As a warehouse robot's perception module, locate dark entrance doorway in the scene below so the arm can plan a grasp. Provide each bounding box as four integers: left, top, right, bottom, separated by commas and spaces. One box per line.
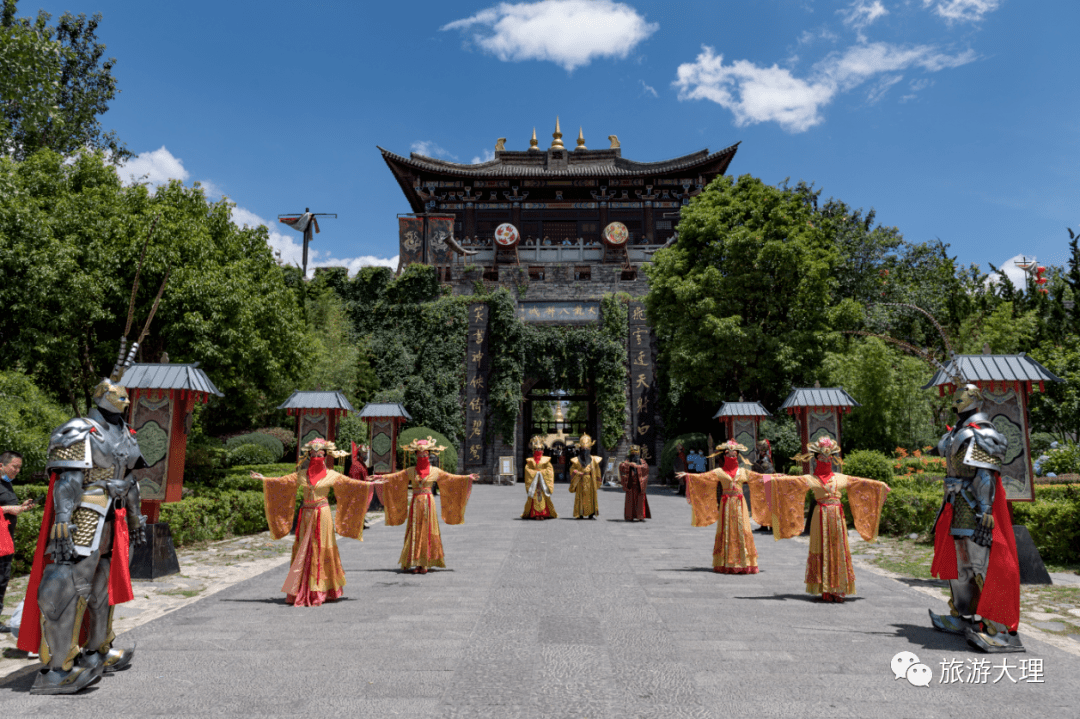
522, 386, 597, 483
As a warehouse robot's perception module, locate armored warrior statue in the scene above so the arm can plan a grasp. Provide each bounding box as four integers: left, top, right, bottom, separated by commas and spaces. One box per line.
17, 340, 147, 692
17, 239, 166, 693
929, 383, 1023, 653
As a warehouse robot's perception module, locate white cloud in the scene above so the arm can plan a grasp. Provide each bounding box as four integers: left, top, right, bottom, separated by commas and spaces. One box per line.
866, 73, 903, 103
471, 149, 496, 164
923, 0, 1001, 23
411, 141, 457, 160
441, 0, 658, 72
900, 77, 934, 102
840, 1, 889, 30
231, 206, 397, 277
987, 254, 1035, 289
640, 80, 658, 98
118, 146, 189, 186
673, 43, 976, 133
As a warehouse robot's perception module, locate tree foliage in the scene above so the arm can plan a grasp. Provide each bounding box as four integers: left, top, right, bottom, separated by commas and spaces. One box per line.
0, 150, 305, 430
0, 0, 128, 160
644, 175, 843, 433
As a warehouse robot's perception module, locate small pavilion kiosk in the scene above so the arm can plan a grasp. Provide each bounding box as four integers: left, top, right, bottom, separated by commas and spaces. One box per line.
357, 402, 412, 474
778, 387, 860, 473
921, 354, 1063, 503
713, 401, 772, 465
124, 361, 223, 578
278, 390, 355, 460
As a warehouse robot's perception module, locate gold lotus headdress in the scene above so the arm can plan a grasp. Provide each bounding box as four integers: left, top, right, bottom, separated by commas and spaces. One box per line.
403, 436, 448, 455
793, 436, 844, 465
300, 437, 348, 460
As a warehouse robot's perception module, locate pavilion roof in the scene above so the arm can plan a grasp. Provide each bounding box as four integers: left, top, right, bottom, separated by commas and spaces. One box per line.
921, 354, 1063, 389
357, 402, 413, 420
121, 363, 222, 397
713, 401, 771, 419
778, 388, 860, 410
277, 390, 355, 412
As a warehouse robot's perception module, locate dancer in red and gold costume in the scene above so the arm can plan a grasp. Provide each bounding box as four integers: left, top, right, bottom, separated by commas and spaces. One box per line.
619, 445, 651, 522
522, 435, 557, 519
677, 440, 768, 573
377, 437, 478, 573
252, 438, 379, 606
766, 437, 890, 602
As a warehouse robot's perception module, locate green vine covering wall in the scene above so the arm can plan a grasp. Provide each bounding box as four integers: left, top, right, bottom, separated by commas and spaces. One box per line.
485, 288, 629, 450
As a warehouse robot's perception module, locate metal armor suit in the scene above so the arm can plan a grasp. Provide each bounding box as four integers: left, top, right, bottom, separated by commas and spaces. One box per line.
928, 384, 1023, 653
30, 372, 146, 694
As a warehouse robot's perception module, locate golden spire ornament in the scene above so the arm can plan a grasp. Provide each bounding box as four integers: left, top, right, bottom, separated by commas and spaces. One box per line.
575, 126, 586, 151
550, 117, 565, 150
529, 127, 539, 151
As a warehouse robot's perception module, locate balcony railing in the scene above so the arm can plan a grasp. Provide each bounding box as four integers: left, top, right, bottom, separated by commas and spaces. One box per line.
458, 237, 666, 264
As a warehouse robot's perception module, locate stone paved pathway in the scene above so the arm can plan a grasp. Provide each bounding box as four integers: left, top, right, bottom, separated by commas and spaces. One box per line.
1, 484, 1078, 718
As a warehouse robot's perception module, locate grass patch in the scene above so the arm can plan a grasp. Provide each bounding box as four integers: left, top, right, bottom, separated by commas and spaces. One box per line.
159, 587, 205, 598
851, 536, 937, 580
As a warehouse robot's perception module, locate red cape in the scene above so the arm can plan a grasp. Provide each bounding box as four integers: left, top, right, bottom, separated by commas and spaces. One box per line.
929, 476, 1019, 632
18, 474, 134, 652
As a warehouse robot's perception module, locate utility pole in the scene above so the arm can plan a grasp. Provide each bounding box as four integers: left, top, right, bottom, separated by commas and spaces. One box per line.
278, 208, 338, 278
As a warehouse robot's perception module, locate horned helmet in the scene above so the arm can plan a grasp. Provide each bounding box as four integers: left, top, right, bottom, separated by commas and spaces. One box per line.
93, 338, 137, 413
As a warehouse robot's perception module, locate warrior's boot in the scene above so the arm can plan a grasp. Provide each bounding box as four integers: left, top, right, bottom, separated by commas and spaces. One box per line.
966, 617, 1025, 653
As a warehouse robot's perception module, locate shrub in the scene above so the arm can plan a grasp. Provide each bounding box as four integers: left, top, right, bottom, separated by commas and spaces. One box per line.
659, 433, 710, 479
877, 484, 943, 538
843, 449, 894, 483
0, 369, 72, 477
225, 432, 284, 461
396, 426, 458, 473
1012, 495, 1080, 565
335, 414, 368, 453
256, 426, 297, 453
184, 445, 229, 486
227, 443, 277, 467
1039, 442, 1080, 476
159, 490, 269, 546
1029, 432, 1057, 455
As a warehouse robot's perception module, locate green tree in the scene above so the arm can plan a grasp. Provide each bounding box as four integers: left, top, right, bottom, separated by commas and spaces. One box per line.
0, 0, 128, 161
822, 337, 938, 453
1029, 338, 1080, 442
0, 368, 71, 476
644, 174, 842, 432
0, 150, 304, 430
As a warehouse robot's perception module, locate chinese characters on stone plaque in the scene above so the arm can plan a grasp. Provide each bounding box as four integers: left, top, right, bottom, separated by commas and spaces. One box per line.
515, 301, 601, 324
465, 303, 490, 466
628, 302, 656, 464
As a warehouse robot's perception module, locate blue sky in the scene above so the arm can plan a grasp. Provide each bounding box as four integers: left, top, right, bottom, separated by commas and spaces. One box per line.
28, 0, 1079, 284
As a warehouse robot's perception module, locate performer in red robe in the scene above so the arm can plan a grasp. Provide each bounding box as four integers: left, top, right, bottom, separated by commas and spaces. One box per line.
618, 445, 651, 521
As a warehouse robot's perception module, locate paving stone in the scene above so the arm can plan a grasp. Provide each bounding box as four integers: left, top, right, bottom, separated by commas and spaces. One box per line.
1, 485, 1078, 717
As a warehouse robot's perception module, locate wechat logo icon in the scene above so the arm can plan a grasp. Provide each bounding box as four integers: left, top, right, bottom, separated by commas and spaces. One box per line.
891, 651, 932, 687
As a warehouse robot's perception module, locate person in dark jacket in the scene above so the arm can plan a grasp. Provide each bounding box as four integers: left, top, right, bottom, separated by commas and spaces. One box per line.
0, 451, 33, 632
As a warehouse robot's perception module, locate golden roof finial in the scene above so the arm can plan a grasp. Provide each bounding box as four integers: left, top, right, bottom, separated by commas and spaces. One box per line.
551, 117, 564, 150
575, 126, 586, 151
529, 127, 539, 151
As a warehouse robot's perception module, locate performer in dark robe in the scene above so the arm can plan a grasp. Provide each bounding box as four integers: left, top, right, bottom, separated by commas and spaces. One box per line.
619, 445, 651, 521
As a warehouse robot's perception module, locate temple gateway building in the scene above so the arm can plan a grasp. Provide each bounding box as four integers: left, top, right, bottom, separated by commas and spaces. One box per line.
380, 121, 739, 482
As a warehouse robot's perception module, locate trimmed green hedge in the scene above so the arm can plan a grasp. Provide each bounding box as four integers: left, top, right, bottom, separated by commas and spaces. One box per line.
843, 450, 893, 483
227, 443, 277, 467
225, 432, 285, 460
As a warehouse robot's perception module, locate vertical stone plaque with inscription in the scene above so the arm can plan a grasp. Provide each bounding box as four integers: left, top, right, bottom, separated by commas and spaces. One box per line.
465, 303, 490, 466
628, 302, 656, 464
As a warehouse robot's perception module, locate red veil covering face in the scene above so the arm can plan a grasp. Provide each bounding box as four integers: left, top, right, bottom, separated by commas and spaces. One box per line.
18, 474, 134, 652
931, 474, 1020, 632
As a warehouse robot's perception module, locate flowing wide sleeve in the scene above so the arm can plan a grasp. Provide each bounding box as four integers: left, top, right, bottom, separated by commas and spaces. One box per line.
742, 470, 770, 527
844, 475, 891, 542
330, 473, 375, 540
568, 460, 581, 493
378, 469, 411, 526
436, 469, 474, 525
767, 474, 811, 540
685, 470, 723, 527
262, 473, 299, 540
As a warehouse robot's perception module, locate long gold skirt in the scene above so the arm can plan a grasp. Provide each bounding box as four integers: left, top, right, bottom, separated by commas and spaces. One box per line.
712, 494, 758, 573
805, 502, 856, 595
399, 492, 446, 569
